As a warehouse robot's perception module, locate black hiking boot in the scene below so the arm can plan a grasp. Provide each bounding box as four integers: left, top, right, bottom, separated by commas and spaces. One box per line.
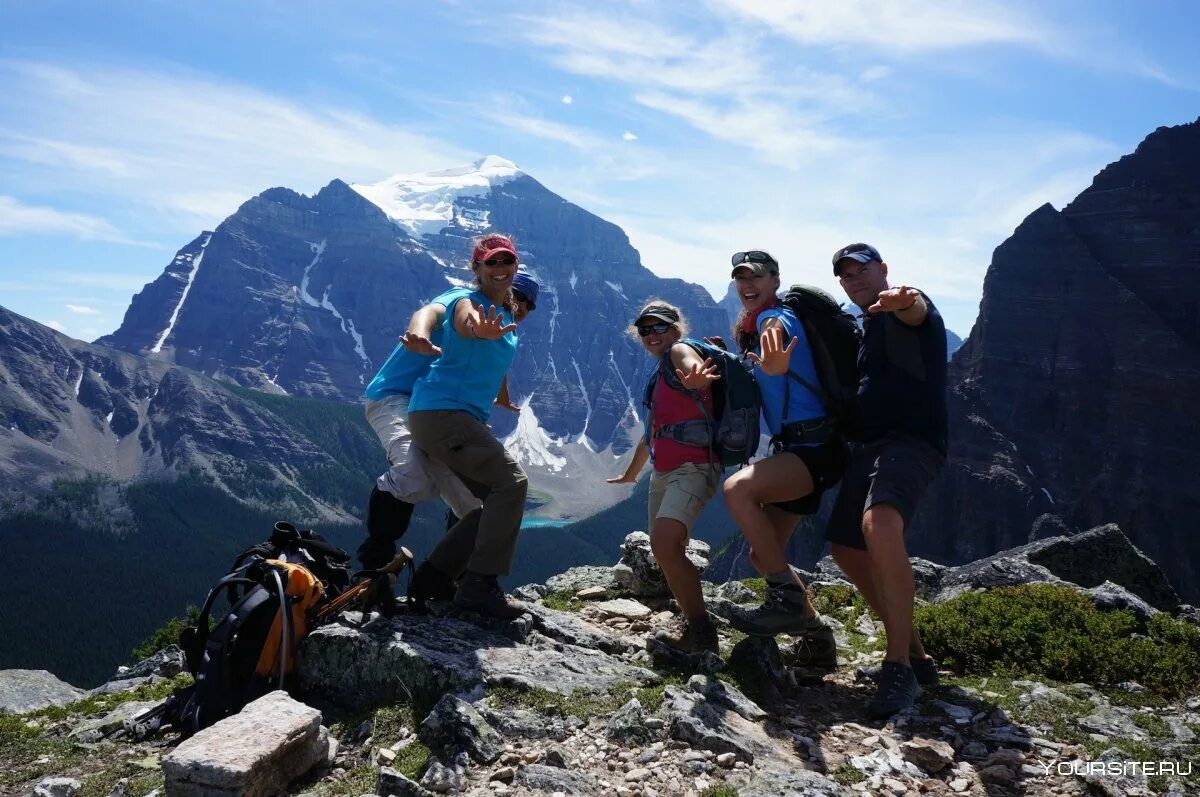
728, 582, 829, 637
453, 571, 527, 619
357, 487, 415, 570
653, 614, 720, 655
789, 624, 839, 670
867, 660, 923, 718
407, 560, 456, 612
858, 655, 939, 686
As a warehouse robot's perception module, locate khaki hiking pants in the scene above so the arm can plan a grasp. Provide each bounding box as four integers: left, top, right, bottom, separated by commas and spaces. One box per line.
407, 409, 528, 577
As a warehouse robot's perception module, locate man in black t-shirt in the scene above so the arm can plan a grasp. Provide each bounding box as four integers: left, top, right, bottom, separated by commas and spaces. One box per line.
825, 242, 948, 718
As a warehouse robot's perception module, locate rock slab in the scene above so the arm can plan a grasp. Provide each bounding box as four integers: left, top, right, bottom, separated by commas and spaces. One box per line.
162, 691, 332, 797
0, 669, 84, 714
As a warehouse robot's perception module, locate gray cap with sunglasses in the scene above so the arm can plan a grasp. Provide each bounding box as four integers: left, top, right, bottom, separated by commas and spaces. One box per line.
730, 250, 779, 278
832, 243, 882, 275
634, 303, 680, 327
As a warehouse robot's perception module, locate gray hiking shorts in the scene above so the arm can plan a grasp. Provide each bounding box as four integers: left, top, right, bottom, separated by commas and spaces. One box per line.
825, 434, 944, 550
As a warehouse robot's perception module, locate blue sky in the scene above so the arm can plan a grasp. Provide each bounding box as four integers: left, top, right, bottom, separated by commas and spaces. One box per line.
1, 1, 1198, 340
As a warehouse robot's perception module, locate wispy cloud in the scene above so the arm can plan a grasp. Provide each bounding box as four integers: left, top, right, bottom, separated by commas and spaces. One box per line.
708, 0, 1052, 54
45, 320, 66, 332
65, 304, 99, 315
622, 131, 638, 141
0, 60, 472, 232
0, 195, 130, 242
561, 94, 573, 104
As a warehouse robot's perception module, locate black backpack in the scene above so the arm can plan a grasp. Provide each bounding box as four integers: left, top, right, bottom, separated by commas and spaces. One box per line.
643, 338, 762, 467
778, 285, 862, 436
129, 523, 353, 739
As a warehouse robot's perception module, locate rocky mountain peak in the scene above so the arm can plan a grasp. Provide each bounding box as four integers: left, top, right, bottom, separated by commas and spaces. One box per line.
351, 155, 525, 238
915, 116, 1200, 601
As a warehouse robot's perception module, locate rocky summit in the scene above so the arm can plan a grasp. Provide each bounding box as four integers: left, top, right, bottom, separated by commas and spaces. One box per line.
3, 527, 1198, 797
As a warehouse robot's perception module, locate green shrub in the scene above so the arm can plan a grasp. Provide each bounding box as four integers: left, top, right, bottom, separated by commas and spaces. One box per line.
915, 584, 1200, 698
130, 605, 208, 662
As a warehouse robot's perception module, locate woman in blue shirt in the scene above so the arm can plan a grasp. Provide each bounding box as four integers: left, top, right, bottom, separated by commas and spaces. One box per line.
406, 234, 529, 619
722, 250, 848, 652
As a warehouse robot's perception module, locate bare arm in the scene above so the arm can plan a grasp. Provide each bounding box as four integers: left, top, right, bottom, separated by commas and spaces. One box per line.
607, 438, 650, 484
494, 375, 520, 412
400, 303, 447, 355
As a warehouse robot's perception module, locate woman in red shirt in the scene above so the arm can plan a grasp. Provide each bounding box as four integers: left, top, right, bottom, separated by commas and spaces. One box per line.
607, 300, 723, 656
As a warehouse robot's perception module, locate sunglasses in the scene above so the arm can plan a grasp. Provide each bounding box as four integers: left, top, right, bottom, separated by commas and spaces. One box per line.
731, 250, 777, 268
479, 253, 517, 267
636, 322, 674, 337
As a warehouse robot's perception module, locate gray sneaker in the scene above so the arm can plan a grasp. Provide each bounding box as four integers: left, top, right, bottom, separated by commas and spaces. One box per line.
858, 656, 939, 686
729, 583, 827, 637
453, 572, 527, 619
867, 661, 922, 718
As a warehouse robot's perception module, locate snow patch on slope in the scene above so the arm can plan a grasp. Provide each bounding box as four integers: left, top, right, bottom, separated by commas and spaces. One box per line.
504, 397, 567, 472
351, 156, 523, 238
151, 233, 212, 353
571, 357, 595, 451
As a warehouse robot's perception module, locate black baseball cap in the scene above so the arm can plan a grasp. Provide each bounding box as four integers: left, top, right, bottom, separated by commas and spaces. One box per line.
832, 242, 882, 275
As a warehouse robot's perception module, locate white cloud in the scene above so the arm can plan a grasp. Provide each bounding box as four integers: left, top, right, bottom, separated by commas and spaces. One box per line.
708, 0, 1052, 54
65, 304, 100, 315
859, 65, 892, 82
0, 195, 129, 242
0, 61, 472, 233
46, 320, 65, 331
561, 94, 573, 104
622, 131, 638, 141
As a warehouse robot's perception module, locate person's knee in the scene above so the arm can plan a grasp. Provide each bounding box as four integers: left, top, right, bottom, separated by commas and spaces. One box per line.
862, 504, 904, 538
722, 472, 756, 507
650, 522, 687, 560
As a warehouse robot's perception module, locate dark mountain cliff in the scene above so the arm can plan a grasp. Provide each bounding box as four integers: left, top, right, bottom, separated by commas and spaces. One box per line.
912, 119, 1200, 600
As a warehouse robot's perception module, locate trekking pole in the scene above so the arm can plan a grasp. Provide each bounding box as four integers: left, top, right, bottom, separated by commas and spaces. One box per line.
313, 547, 413, 625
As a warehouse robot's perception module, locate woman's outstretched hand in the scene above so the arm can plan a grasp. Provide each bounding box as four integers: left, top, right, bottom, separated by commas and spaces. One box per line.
676, 357, 721, 390
746, 326, 796, 376
468, 303, 518, 340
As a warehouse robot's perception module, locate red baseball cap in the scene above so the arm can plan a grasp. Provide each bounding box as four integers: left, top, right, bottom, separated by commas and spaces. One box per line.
472, 235, 518, 264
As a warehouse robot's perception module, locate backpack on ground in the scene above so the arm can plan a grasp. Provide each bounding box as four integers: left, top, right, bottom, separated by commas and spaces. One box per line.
643, 337, 761, 468
778, 285, 862, 436
130, 522, 354, 739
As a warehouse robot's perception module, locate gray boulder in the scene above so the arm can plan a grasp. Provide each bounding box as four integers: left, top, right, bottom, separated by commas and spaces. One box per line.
0, 669, 84, 714
299, 612, 654, 712
544, 566, 618, 594
377, 767, 436, 797
935, 524, 1180, 610
418, 695, 503, 765
162, 690, 333, 797
686, 675, 766, 722
1084, 581, 1159, 625
606, 698, 655, 744
33, 778, 81, 797
661, 686, 791, 766
516, 763, 603, 795
613, 532, 709, 598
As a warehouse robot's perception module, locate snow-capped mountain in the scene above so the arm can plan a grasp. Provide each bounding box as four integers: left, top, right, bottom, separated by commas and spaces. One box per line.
99, 157, 728, 519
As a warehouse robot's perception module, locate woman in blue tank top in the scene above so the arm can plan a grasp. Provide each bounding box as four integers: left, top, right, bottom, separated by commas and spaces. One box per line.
406, 234, 530, 619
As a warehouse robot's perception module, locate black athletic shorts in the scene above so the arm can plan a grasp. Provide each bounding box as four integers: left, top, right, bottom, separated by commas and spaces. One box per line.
769, 436, 850, 516
825, 434, 945, 550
